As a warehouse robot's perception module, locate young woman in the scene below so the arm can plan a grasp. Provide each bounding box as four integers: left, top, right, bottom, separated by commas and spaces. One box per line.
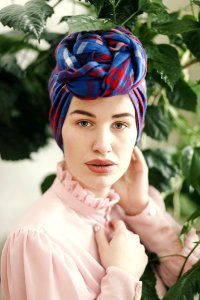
1, 26, 200, 300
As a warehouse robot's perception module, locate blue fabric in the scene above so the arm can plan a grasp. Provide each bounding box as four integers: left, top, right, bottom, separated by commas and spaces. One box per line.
48, 26, 147, 149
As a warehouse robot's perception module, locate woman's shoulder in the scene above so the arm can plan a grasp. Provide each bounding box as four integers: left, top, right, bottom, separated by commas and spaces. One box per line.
7, 183, 71, 243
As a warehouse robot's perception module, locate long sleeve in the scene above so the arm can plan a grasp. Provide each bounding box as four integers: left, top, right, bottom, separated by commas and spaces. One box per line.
1, 228, 142, 300
124, 187, 200, 287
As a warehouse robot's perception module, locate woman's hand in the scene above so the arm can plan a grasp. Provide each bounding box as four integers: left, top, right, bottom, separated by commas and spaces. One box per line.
94, 220, 148, 279
113, 146, 149, 215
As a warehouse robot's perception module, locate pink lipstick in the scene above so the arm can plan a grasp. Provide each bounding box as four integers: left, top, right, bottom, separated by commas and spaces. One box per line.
85, 159, 117, 174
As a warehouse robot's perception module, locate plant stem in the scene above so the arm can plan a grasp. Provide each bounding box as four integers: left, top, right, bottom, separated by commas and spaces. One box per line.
115, 0, 121, 9
121, 10, 138, 26
53, 0, 63, 9
190, 0, 195, 18
149, 253, 186, 263
113, 1, 116, 24
178, 241, 200, 278
173, 187, 181, 220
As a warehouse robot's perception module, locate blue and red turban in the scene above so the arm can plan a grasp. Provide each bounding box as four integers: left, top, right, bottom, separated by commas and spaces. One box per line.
48, 26, 147, 149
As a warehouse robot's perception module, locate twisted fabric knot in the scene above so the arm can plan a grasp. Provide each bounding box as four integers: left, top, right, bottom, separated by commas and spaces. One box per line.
49, 26, 147, 149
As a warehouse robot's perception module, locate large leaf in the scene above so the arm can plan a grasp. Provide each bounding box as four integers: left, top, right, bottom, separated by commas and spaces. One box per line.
87, 0, 140, 27
143, 149, 178, 192
0, 0, 54, 40
152, 17, 200, 35
0, 48, 53, 160
0, 80, 19, 125
192, 0, 200, 7
0, 54, 23, 79
41, 174, 56, 193
182, 30, 200, 61
0, 33, 39, 55
163, 260, 200, 300
167, 79, 198, 112
138, 0, 169, 18
86, 0, 107, 18
144, 105, 172, 141
141, 264, 160, 299
147, 44, 182, 90
180, 209, 200, 240
180, 146, 200, 194
61, 15, 114, 33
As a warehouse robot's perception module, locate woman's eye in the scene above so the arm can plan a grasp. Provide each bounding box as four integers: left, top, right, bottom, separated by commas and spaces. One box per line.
113, 122, 127, 130
77, 120, 92, 127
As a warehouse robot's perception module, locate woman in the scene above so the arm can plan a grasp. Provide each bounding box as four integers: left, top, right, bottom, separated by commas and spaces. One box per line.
1, 26, 200, 300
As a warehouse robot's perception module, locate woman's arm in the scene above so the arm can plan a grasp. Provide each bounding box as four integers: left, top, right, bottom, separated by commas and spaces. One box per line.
1, 228, 144, 300
94, 219, 148, 299
113, 147, 200, 287
124, 191, 200, 287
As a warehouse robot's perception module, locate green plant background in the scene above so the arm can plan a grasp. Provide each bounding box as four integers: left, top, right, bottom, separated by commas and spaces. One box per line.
0, 0, 200, 298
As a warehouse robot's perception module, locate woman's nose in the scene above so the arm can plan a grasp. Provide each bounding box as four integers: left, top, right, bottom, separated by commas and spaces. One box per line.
92, 128, 112, 154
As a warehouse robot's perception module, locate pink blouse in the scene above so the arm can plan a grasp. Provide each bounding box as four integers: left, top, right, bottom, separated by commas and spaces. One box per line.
1, 162, 200, 300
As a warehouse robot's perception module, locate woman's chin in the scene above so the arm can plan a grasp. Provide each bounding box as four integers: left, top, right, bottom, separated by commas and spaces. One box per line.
80, 174, 118, 197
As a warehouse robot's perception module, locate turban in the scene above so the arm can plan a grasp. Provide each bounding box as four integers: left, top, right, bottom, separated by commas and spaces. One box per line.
48, 26, 147, 150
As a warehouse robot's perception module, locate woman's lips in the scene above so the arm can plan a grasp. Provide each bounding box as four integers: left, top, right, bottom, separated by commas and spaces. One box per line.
85, 159, 117, 174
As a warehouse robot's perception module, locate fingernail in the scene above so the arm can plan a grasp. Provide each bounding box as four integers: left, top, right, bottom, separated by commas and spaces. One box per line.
94, 224, 101, 232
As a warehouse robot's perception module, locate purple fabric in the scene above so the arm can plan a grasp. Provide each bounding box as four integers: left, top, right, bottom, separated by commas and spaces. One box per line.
48, 26, 147, 149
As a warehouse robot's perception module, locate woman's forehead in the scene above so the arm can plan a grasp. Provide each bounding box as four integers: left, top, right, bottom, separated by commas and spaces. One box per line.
68, 95, 136, 116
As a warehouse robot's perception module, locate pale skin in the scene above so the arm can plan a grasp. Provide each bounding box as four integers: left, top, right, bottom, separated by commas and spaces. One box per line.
94, 147, 149, 279
62, 94, 149, 280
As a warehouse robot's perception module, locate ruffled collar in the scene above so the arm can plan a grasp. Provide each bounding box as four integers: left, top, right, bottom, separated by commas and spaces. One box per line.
56, 161, 120, 211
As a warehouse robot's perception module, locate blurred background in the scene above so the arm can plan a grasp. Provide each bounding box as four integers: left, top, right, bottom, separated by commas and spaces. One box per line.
0, 0, 199, 257
0, 0, 199, 298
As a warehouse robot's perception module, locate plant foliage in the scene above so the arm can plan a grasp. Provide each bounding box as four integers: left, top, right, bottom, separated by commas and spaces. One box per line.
0, 0, 200, 297
0, 0, 53, 40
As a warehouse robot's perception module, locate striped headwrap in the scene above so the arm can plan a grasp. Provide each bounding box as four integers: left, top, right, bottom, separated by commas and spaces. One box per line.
48, 26, 147, 150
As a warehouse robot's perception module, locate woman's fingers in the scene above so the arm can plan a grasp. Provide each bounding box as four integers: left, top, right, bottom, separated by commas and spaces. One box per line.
109, 219, 127, 232
132, 146, 148, 172
94, 225, 109, 252
94, 220, 148, 279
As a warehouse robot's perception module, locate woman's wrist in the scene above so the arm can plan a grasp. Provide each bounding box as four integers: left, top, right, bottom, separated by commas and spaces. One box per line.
125, 198, 149, 216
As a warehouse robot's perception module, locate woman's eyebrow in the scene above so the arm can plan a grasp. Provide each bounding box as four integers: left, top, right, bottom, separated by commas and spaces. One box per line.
69, 110, 96, 118
112, 113, 135, 119
69, 110, 135, 119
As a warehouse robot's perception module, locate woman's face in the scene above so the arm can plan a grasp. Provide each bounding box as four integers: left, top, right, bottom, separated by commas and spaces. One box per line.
62, 94, 137, 197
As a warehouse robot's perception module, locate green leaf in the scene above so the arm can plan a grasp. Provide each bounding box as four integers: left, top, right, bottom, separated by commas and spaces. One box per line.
0, 54, 23, 78
167, 79, 198, 112
86, 0, 107, 18
0, 0, 54, 40
138, 0, 168, 17
152, 17, 200, 35
144, 105, 172, 141
0, 46, 53, 160
0, 81, 19, 125
41, 174, 56, 193
141, 263, 160, 299
180, 146, 200, 194
0, 32, 39, 55
182, 30, 200, 61
192, 0, 200, 7
180, 209, 200, 240
163, 260, 200, 299
147, 44, 182, 89
0, 129, 30, 160
87, 0, 140, 27
61, 15, 114, 33
143, 149, 178, 191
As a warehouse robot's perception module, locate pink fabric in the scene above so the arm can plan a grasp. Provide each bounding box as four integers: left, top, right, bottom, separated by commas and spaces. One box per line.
1, 161, 200, 300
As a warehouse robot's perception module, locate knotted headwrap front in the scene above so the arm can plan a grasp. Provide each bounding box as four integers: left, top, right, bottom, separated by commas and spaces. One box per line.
48, 26, 147, 149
